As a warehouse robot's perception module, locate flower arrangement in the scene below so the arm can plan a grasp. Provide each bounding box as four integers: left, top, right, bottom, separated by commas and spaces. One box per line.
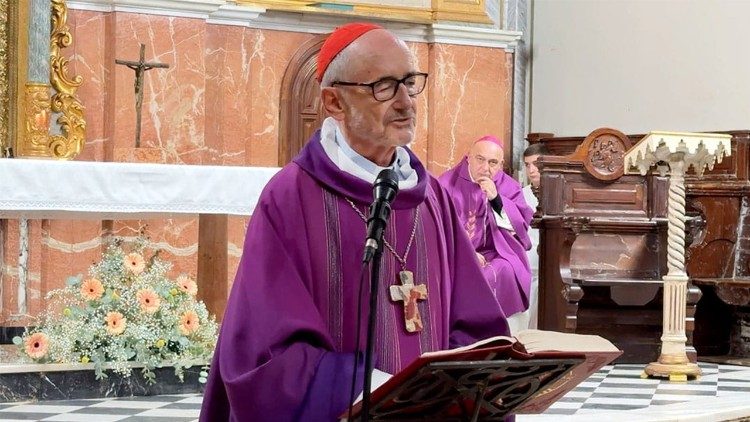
13, 238, 218, 383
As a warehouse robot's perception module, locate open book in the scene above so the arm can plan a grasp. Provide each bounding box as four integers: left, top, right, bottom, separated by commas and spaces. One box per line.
344, 329, 622, 420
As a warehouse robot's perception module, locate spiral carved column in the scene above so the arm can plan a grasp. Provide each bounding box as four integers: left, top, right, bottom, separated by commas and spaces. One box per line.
666, 160, 687, 276
625, 131, 731, 382
644, 158, 701, 381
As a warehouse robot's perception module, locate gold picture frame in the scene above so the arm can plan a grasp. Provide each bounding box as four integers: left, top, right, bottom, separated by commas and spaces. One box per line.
236, 0, 492, 24
1, 0, 85, 160
0, 0, 16, 158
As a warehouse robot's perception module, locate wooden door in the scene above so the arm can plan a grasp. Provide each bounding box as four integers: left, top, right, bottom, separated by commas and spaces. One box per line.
279, 35, 328, 166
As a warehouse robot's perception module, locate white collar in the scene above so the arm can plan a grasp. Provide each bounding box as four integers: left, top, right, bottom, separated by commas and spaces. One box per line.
319, 117, 418, 189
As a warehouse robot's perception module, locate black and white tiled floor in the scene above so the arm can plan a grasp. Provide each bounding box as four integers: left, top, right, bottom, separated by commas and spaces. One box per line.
520, 362, 750, 421
0, 363, 748, 421
540, 362, 750, 413
0, 394, 202, 421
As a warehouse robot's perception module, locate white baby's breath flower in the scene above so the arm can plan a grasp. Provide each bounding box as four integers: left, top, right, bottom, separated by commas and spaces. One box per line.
16, 238, 218, 384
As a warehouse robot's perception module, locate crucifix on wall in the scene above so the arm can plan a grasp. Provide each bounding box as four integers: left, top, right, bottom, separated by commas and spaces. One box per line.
115, 44, 169, 148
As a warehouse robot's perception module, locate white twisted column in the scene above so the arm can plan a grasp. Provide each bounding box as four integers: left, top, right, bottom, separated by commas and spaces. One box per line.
626, 131, 731, 382
666, 159, 687, 276
645, 158, 700, 380
657, 160, 690, 361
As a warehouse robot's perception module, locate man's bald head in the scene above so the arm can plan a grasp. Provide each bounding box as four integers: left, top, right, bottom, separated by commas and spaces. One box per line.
467, 138, 504, 181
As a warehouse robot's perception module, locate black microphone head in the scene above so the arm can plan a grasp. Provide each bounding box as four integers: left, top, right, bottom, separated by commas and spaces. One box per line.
373, 168, 399, 203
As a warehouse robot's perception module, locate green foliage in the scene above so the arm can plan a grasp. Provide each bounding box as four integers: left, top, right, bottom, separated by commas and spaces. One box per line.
16, 238, 218, 384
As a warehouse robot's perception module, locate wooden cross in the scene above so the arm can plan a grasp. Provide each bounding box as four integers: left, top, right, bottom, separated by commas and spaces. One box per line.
115, 44, 169, 148
389, 270, 428, 333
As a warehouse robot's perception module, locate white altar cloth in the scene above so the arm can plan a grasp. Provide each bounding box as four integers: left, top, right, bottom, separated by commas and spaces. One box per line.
0, 158, 280, 219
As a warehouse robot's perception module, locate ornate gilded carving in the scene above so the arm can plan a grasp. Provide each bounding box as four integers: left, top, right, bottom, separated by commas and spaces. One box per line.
431, 0, 492, 23
22, 83, 52, 156
17, 0, 85, 159
236, 0, 492, 23
0, 0, 9, 156
48, 0, 85, 159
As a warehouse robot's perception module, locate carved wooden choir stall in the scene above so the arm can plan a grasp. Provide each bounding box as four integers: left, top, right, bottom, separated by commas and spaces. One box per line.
687, 131, 750, 364
529, 128, 750, 364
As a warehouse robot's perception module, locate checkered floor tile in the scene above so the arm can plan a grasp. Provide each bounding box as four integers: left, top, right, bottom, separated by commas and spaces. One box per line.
538, 362, 750, 416
0, 394, 202, 421
0, 362, 748, 421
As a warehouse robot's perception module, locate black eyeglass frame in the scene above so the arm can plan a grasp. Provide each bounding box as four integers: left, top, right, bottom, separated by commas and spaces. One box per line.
331, 72, 429, 102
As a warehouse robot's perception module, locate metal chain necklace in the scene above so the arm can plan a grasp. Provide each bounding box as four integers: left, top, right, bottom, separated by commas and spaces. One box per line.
345, 198, 427, 333
345, 198, 419, 270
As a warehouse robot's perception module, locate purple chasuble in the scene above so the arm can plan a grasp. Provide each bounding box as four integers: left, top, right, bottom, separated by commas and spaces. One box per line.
438, 157, 534, 317
200, 132, 510, 422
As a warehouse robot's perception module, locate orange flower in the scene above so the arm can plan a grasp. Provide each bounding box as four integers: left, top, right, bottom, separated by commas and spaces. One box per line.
176, 275, 198, 296
24, 332, 49, 359
124, 253, 145, 275
179, 310, 200, 335
136, 289, 161, 314
105, 311, 127, 335
80, 278, 104, 301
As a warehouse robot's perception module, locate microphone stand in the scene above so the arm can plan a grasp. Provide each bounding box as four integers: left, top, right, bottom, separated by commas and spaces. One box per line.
358, 167, 398, 421
361, 241, 383, 422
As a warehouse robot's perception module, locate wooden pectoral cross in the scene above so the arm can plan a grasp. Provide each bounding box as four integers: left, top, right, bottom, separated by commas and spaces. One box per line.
389, 271, 427, 333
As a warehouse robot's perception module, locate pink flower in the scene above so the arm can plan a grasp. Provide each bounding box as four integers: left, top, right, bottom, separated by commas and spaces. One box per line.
179, 310, 200, 335
80, 278, 104, 301
124, 253, 145, 275
136, 289, 161, 314
176, 275, 198, 296
24, 332, 49, 359
105, 311, 127, 335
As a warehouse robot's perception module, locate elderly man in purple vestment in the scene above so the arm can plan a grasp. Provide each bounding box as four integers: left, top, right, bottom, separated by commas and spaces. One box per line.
200, 23, 510, 422
439, 136, 534, 334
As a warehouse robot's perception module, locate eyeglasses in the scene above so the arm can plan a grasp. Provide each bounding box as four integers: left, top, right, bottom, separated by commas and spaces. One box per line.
332, 72, 428, 102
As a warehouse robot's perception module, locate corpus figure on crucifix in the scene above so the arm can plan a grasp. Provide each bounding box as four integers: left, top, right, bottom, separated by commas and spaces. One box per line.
115, 43, 169, 148
200, 23, 510, 422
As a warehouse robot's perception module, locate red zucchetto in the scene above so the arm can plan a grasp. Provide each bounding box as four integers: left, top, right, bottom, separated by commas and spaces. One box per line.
316, 22, 383, 82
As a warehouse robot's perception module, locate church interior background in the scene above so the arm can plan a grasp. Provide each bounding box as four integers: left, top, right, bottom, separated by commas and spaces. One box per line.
0, 0, 749, 420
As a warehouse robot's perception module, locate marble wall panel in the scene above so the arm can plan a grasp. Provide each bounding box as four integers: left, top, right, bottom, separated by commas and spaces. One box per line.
39, 220, 107, 295
427, 44, 513, 175
244, 29, 315, 166
2, 9, 514, 327
227, 216, 248, 292
108, 218, 199, 282
406, 42, 430, 162
1, 220, 43, 325
67, 10, 109, 162
0, 365, 203, 401
110, 13, 207, 164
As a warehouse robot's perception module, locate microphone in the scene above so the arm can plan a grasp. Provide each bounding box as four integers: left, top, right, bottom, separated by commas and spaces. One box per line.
362, 168, 399, 263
